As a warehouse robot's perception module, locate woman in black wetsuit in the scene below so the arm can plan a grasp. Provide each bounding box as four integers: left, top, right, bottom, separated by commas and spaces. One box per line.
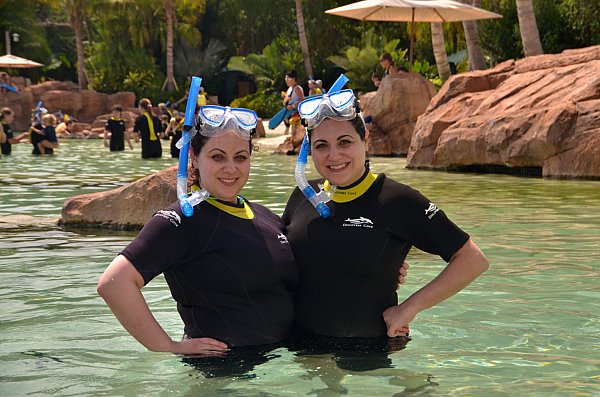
98, 105, 298, 355
283, 89, 489, 340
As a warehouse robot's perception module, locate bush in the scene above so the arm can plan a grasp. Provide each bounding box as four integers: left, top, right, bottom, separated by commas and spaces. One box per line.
230, 89, 283, 119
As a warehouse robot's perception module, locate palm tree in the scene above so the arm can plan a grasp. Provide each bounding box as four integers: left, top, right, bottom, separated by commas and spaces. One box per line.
294, 0, 313, 78
66, 0, 90, 90
461, 0, 487, 70
162, 0, 178, 92
516, 0, 543, 56
431, 22, 451, 81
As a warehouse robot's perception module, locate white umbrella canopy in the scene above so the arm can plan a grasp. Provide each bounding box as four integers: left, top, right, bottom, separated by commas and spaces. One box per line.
325, 0, 502, 69
0, 54, 44, 68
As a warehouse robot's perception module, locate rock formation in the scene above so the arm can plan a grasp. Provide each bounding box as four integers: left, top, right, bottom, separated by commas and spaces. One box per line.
361, 73, 438, 156
0, 80, 135, 131
407, 45, 600, 179
60, 166, 182, 229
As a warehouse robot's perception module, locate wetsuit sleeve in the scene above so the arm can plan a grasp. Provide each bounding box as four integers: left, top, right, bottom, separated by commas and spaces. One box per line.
385, 184, 470, 263
133, 116, 142, 133
120, 208, 193, 285
282, 187, 305, 227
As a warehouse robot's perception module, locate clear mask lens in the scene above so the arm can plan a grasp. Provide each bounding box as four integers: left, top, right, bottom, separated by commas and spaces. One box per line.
298, 89, 357, 129
199, 106, 258, 139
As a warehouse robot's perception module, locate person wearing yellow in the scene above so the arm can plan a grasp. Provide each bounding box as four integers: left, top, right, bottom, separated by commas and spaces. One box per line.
133, 98, 163, 158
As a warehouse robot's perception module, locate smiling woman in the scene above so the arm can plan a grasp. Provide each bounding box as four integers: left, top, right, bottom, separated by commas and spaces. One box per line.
283, 90, 489, 344
97, 105, 299, 359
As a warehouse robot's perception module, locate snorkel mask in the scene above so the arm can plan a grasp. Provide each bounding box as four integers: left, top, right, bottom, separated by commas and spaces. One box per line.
196, 105, 258, 140
294, 74, 353, 219
297, 89, 358, 130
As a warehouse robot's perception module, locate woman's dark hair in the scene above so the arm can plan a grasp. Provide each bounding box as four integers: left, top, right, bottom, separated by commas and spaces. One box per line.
286, 70, 298, 79
380, 53, 394, 64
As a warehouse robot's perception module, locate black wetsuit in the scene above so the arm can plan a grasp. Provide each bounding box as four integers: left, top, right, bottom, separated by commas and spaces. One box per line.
121, 197, 298, 347
30, 123, 46, 155
133, 113, 162, 158
1, 122, 13, 155
282, 171, 469, 338
105, 118, 127, 151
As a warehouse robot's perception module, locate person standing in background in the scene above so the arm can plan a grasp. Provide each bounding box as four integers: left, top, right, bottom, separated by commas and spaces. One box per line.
133, 98, 163, 159
104, 105, 133, 151
1, 107, 28, 155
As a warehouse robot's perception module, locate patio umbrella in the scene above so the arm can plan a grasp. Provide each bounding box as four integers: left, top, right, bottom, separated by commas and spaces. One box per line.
325, 0, 501, 70
0, 54, 44, 68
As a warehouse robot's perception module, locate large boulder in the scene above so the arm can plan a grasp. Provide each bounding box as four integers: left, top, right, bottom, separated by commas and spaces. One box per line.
407, 45, 600, 179
0, 81, 135, 131
60, 166, 182, 229
362, 73, 437, 156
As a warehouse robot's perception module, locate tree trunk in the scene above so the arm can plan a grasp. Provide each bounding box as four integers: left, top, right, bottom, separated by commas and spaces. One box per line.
461, 0, 487, 70
162, 0, 178, 92
516, 0, 543, 56
69, 1, 88, 90
295, 0, 313, 78
431, 23, 451, 81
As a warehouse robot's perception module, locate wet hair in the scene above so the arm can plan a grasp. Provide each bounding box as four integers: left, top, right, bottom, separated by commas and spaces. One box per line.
111, 104, 123, 112
286, 70, 298, 80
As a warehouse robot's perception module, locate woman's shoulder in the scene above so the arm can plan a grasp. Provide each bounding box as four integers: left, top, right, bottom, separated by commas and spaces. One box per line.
377, 173, 422, 201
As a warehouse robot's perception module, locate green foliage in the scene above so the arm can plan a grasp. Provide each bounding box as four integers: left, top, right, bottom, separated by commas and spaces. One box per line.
174, 38, 227, 81
228, 35, 304, 91
229, 89, 281, 118
8, 0, 600, 97
479, 0, 600, 64
328, 30, 407, 93
409, 60, 438, 80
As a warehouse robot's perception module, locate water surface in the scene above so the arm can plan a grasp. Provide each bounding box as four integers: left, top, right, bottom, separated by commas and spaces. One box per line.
1, 140, 598, 396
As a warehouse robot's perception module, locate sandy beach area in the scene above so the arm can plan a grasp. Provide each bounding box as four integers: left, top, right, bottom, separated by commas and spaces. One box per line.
254, 119, 289, 151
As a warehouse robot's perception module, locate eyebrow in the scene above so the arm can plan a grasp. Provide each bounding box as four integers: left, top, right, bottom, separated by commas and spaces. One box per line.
207, 148, 250, 155
312, 134, 354, 145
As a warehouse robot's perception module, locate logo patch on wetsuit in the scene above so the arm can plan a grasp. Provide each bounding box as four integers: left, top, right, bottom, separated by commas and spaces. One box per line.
425, 202, 440, 219
154, 210, 181, 227
277, 233, 289, 244
342, 216, 374, 228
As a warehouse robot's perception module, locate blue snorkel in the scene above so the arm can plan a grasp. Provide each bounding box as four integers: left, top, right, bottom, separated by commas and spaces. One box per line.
295, 74, 350, 218
176, 76, 209, 217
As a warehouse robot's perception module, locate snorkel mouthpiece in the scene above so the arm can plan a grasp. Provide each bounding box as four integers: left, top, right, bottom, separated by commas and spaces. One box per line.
177, 76, 209, 217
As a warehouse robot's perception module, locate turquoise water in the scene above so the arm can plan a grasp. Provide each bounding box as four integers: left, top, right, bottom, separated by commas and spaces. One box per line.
1, 140, 598, 396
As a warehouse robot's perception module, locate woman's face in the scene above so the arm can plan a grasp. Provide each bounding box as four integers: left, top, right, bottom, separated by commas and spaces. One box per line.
3, 113, 14, 124
192, 131, 251, 203
380, 58, 391, 69
310, 119, 368, 187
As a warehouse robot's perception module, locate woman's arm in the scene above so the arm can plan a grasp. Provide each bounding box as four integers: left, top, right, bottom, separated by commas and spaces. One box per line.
383, 239, 489, 336
97, 255, 228, 353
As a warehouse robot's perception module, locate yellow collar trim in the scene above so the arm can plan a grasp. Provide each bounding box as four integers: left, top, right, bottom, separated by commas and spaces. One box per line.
206, 197, 254, 219
324, 172, 378, 203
